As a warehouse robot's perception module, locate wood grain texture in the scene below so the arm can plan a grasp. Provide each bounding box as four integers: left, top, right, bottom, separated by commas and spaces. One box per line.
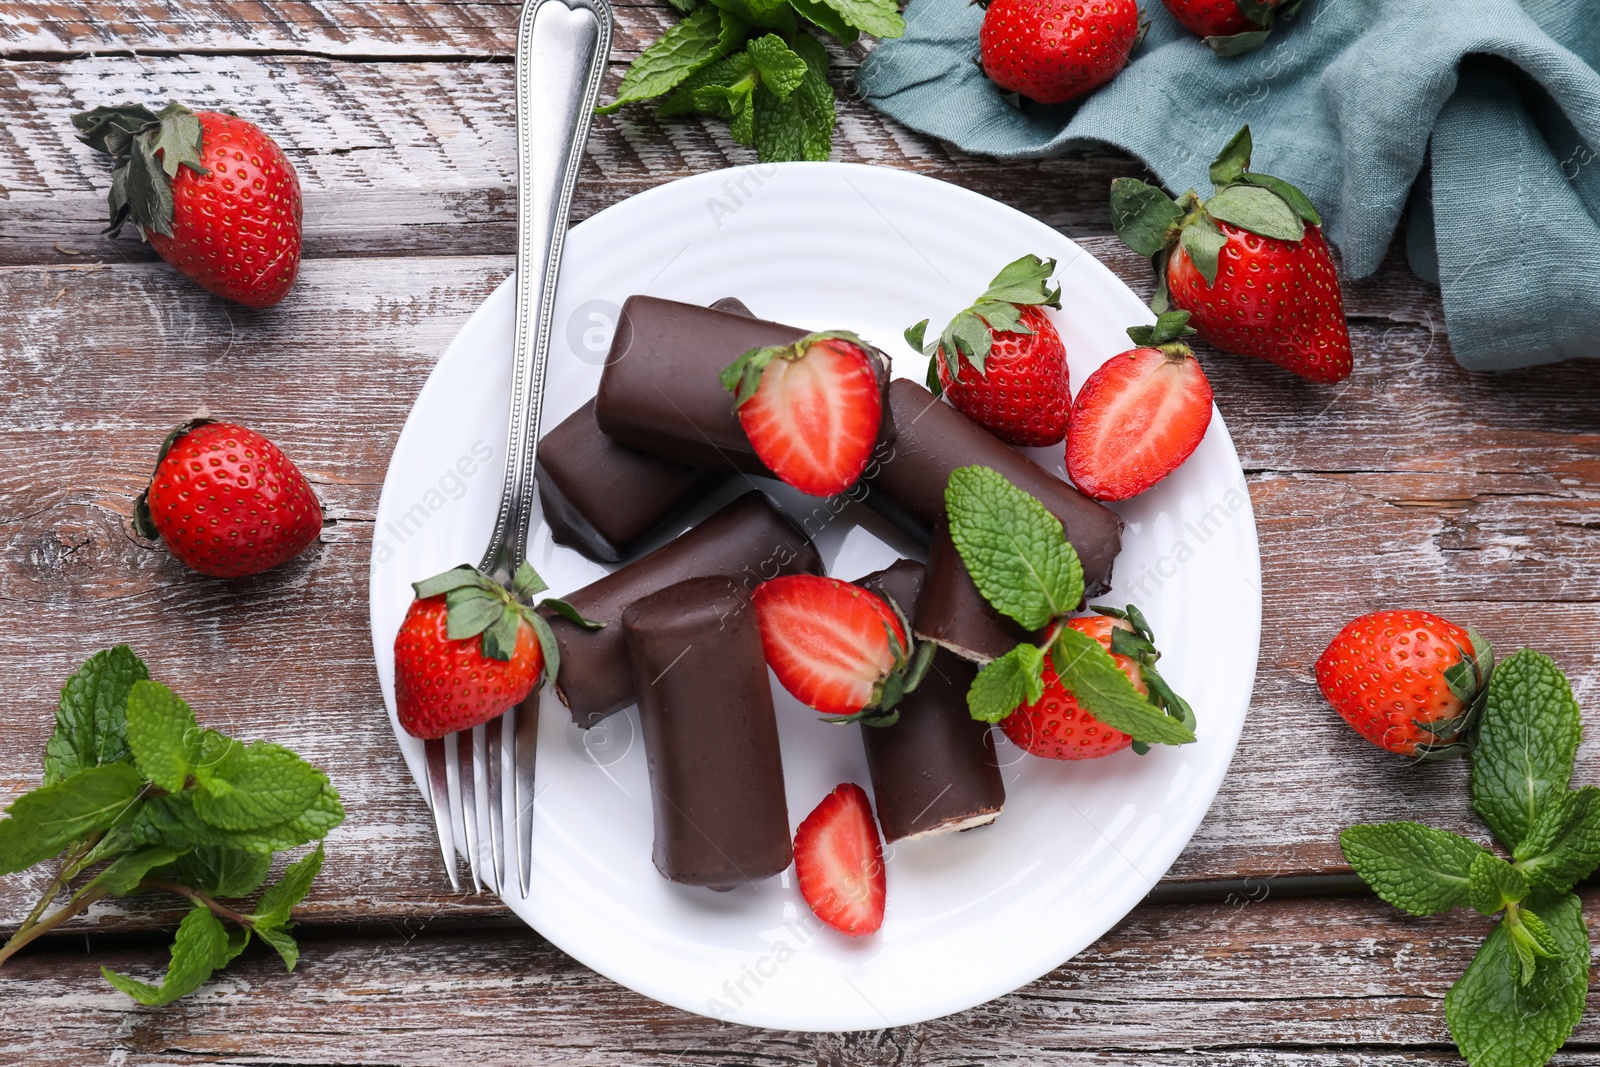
5, 892, 1599, 1063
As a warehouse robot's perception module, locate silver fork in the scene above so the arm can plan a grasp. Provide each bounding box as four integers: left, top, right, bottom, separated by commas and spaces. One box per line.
423, 0, 613, 897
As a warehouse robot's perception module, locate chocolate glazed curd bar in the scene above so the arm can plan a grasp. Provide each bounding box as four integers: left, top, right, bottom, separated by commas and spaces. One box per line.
540, 490, 822, 728
856, 559, 1006, 842
863, 378, 1123, 596
534, 298, 755, 563
623, 575, 792, 890
594, 295, 896, 476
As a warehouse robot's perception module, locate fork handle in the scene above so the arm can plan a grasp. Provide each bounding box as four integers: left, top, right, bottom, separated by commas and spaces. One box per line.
479, 0, 614, 582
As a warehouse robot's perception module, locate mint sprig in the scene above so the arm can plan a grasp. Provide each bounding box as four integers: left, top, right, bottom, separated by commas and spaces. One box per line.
1341, 648, 1596, 1066
598, 0, 900, 163
906, 254, 1061, 397
0, 648, 344, 1004
945, 466, 1196, 747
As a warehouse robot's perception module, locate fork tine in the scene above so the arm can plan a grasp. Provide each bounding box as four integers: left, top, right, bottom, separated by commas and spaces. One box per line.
456, 727, 483, 893
423, 737, 460, 891
514, 688, 541, 897
486, 712, 509, 894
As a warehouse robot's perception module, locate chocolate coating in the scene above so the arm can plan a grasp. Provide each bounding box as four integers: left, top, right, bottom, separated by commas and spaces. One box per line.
535, 398, 726, 563
594, 295, 896, 479
623, 575, 792, 890
544, 491, 822, 727
914, 519, 1041, 663
863, 378, 1123, 596
856, 560, 1006, 842
535, 298, 756, 563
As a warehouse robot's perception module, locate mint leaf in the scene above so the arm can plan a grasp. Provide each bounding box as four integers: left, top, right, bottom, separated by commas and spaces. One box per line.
251, 843, 326, 970
1049, 627, 1196, 745
967, 643, 1046, 723
787, 0, 858, 43
172, 845, 274, 898
0, 763, 145, 874
130, 784, 342, 855
1339, 822, 1487, 916
750, 33, 834, 163
101, 903, 229, 1006
812, 0, 902, 37
1472, 649, 1581, 853
746, 33, 807, 98
229, 785, 344, 854
597, 5, 727, 114
1445, 891, 1588, 1067
193, 741, 328, 833
1467, 851, 1528, 917
45, 645, 149, 785
945, 466, 1084, 631
125, 680, 200, 792
1515, 786, 1600, 892
254, 843, 325, 928
96, 845, 184, 896
127, 792, 230, 851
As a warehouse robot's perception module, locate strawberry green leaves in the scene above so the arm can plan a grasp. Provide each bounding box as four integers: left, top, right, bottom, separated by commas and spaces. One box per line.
946, 467, 1195, 747
411, 561, 600, 681
1110, 124, 1324, 295
601, 0, 896, 163
906, 255, 1060, 394
1342, 647, 1596, 1065
72, 101, 209, 238
0, 648, 342, 1003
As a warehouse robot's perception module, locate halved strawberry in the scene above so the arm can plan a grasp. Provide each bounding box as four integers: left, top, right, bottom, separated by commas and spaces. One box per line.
720, 331, 885, 497
794, 783, 886, 937
1066, 311, 1213, 501
753, 574, 931, 723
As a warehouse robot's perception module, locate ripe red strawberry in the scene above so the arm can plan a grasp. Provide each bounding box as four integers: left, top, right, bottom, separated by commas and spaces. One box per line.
753, 575, 931, 723
393, 562, 587, 739
720, 332, 885, 497
908, 254, 1069, 447
73, 101, 302, 307
1315, 610, 1492, 759
1111, 125, 1353, 383
1066, 310, 1214, 500
978, 0, 1143, 105
1000, 615, 1142, 759
793, 783, 886, 937
1163, 0, 1295, 53
132, 419, 321, 578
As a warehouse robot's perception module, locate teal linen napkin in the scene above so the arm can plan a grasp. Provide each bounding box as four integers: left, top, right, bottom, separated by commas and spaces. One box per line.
857, 0, 1600, 371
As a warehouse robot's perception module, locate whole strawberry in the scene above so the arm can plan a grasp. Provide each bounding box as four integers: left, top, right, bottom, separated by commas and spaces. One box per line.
1163, 0, 1298, 54
979, 0, 1142, 105
394, 562, 590, 739
720, 331, 886, 497
1067, 310, 1214, 500
133, 419, 321, 578
1316, 610, 1493, 760
754, 574, 933, 724
907, 254, 1069, 447
73, 102, 302, 307
1111, 126, 1353, 383
1001, 614, 1141, 759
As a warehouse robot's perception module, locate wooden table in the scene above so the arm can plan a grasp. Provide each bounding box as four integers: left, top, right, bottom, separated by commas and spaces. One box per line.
3, 3, 1598, 1062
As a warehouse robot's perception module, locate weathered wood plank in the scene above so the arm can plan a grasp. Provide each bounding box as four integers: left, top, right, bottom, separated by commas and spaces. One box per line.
0, 252, 1594, 931
4, 892, 1598, 1063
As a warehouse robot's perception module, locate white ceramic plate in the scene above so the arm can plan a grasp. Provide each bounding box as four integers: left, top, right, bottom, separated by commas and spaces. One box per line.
369, 162, 1260, 1032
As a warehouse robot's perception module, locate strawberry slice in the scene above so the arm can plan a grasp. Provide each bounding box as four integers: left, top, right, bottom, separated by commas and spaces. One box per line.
720, 331, 884, 497
1066, 311, 1214, 501
794, 783, 886, 937
753, 574, 930, 721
